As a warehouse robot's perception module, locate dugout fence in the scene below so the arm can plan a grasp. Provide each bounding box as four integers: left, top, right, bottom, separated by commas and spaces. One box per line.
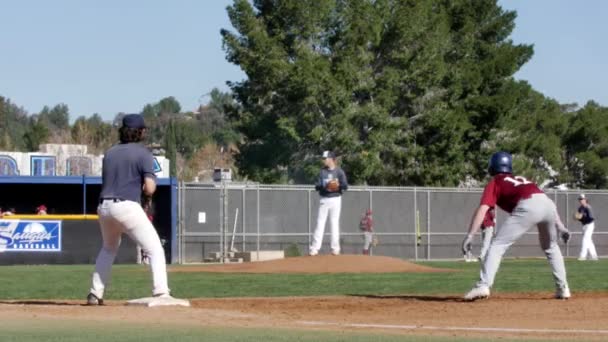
177, 182, 608, 263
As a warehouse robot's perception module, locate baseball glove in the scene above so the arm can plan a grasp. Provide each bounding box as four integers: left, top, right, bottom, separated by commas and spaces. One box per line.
372, 236, 379, 247
561, 231, 571, 244
325, 179, 340, 192
142, 194, 153, 211
574, 212, 583, 220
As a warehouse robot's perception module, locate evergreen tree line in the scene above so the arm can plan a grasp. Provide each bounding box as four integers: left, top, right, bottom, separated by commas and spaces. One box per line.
220, 0, 608, 188
1, 0, 607, 188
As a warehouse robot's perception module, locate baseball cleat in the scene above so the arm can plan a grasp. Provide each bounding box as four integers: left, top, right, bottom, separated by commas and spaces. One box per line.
308, 250, 318, 256
555, 286, 571, 300
331, 251, 340, 256
86, 293, 104, 306
464, 286, 490, 301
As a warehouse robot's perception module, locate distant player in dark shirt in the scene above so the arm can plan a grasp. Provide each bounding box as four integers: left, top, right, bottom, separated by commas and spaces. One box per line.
575, 194, 598, 261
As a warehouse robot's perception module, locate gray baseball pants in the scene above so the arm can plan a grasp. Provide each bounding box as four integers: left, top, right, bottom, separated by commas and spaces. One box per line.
476, 194, 568, 290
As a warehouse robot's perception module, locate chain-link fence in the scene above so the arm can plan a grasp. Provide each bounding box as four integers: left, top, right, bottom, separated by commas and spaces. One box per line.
177, 182, 608, 263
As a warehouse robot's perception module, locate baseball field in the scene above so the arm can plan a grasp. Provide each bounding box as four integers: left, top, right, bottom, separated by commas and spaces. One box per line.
1, 255, 607, 341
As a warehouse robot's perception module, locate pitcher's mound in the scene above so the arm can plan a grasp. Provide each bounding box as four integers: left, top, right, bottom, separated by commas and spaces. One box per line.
172, 255, 451, 274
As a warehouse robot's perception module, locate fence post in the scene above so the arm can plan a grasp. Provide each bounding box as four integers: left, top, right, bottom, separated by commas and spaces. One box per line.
219, 182, 224, 263
82, 175, 87, 215
414, 187, 418, 261
242, 188, 246, 252
178, 182, 182, 264
427, 190, 431, 260
256, 184, 260, 259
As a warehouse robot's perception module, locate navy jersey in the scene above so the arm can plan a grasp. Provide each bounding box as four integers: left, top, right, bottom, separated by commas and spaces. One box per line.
100, 143, 156, 203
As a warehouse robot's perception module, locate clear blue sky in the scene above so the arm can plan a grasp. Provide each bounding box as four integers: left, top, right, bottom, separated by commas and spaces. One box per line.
0, 0, 606, 121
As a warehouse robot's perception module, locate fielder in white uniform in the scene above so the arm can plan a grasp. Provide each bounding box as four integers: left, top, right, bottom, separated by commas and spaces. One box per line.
576, 194, 598, 261
310, 151, 348, 256
87, 114, 172, 305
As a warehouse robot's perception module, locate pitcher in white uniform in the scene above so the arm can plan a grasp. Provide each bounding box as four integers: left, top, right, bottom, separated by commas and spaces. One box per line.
309, 151, 348, 256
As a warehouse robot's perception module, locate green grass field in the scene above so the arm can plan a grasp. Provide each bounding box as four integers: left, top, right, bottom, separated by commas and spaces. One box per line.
0, 259, 605, 342
0, 322, 568, 342
0, 259, 605, 300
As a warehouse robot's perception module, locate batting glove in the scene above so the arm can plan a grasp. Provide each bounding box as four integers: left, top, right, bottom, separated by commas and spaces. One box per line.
461, 234, 473, 255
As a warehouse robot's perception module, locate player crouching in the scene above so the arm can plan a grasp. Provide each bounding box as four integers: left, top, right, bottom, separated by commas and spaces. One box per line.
461, 152, 571, 301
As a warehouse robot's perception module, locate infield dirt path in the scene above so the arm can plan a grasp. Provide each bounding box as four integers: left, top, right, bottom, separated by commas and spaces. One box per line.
1, 293, 608, 340
1, 255, 607, 340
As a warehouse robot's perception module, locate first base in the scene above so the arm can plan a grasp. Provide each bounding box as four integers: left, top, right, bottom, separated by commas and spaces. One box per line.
126, 296, 191, 307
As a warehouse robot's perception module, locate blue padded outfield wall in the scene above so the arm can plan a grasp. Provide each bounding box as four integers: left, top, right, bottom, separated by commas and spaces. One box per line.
0, 176, 177, 265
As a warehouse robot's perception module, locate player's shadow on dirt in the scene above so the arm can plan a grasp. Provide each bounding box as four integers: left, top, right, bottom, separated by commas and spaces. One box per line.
0, 300, 84, 306
349, 294, 465, 302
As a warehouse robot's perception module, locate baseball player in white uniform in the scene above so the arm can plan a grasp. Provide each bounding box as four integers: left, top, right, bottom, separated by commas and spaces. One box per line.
87, 114, 173, 305
309, 151, 348, 256
576, 194, 598, 261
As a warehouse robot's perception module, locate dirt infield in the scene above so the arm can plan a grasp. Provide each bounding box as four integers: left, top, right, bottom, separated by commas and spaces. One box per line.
2, 257, 607, 340
171, 254, 451, 274
2, 293, 608, 340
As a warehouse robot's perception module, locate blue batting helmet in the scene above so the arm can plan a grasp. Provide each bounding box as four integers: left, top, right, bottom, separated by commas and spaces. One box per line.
488, 152, 512, 175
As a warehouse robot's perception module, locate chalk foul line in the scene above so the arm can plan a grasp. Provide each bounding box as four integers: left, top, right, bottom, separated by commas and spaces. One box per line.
298, 320, 608, 335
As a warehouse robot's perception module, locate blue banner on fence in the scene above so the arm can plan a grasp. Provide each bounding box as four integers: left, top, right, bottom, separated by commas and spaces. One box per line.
0, 220, 62, 252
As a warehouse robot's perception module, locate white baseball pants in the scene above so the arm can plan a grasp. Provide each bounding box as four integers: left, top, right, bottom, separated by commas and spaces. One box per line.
479, 226, 494, 261
90, 200, 169, 299
579, 222, 598, 260
363, 231, 373, 251
310, 196, 341, 254
476, 194, 568, 290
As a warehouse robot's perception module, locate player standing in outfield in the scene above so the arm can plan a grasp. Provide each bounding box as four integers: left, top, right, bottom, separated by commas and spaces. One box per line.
360, 209, 374, 255
309, 151, 348, 256
462, 152, 571, 301
478, 207, 496, 262
87, 114, 174, 305
575, 194, 598, 261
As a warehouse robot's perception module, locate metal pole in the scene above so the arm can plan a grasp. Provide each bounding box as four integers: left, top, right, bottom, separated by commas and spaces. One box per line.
256, 184, 260, 259
82, 175, 87, 215
224, 182, 229, 260
242, 188, 246, 252
427, 190, 431, 260
369, 188, 373, 256
219, 182, 224, 263
178, 182, 182, 264
414, 187, 418, 261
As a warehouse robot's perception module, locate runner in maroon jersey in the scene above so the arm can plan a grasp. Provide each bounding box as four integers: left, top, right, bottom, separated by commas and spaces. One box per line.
462, 152, 570, 301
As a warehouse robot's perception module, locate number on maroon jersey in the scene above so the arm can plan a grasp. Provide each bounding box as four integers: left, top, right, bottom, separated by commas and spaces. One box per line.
504, 176, 532, 187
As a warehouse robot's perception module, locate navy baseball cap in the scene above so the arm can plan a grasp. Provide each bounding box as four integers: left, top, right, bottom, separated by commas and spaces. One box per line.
122, 114, 146, 129
321, 151, 336, 159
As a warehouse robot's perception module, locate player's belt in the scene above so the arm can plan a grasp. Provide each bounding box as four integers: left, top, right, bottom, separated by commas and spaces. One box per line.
100, 198, 125, 204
